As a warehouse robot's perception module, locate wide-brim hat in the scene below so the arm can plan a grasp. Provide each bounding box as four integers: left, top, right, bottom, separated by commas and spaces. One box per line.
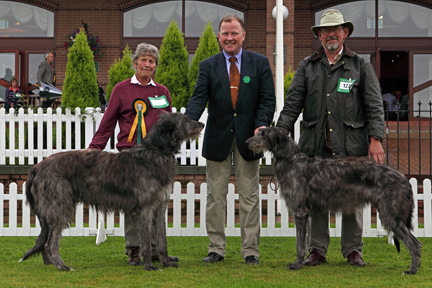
311, 9, 354, 38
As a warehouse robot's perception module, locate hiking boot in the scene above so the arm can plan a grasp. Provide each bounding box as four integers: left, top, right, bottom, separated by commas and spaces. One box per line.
127, 247, 142, 266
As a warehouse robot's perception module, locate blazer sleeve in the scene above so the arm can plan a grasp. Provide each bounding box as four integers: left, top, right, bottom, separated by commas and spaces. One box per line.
185, 61, 210, 121
254, 56, 276, 128
36, 62, 46, 85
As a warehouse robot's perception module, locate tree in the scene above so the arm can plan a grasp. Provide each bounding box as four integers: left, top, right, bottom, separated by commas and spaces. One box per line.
189, 22, 220, 95
61, 29, 99, 110
284, 66, 296, 100
155, 19, 190, 109
106, 45, 135, 102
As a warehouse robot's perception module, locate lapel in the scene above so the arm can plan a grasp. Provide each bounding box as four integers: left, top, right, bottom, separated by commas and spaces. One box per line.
236, 51, 252, 109
214, 53, 232, 106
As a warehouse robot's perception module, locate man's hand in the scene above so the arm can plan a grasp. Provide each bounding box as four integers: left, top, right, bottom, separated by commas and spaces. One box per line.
254, 126, 266, 135
368, 137, 385, 165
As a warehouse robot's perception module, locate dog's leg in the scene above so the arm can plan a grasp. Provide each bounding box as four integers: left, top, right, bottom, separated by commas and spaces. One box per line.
289, 210, 309, 270
20, 214, 52, 264
139, 207, 159, 271
392, 225, 422, 275
45, 225, 72, 271
154, 199, 177, 268
39, 216, 53, 265
44, 228, 71, 271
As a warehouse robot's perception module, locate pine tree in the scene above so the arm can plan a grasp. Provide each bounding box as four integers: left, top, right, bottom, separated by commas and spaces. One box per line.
189, 22, 220, 95
61, 29, 99, 110
284, 66, 296, 100
155, 19, 190, 109
106, 45, 135, 102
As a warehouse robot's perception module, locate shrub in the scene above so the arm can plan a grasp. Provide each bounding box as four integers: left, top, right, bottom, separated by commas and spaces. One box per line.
284, 66, 296, 100
155, 19, 190, 109
106, 45, 135, 102
61, 29, 99, 110
189, 22, 219, 95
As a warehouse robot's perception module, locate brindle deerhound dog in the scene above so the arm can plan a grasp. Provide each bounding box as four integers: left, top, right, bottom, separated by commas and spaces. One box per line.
20, 112, 204, 271
246, 127, 422, 275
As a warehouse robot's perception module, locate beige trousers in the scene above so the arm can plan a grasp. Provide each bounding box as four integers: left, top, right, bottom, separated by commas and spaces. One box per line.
205, 137, 260, 259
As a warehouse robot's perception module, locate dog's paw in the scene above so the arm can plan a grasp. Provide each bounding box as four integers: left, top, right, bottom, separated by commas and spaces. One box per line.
57, 265, 74, 271
144, 264, 161, 271
288, 263, 302, 270
403, 270, 416, 275
163, 261, 178, 268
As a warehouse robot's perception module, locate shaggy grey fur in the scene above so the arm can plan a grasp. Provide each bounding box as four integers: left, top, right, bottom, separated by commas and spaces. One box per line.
20, 112, 204, 271
246, 127, 422, 275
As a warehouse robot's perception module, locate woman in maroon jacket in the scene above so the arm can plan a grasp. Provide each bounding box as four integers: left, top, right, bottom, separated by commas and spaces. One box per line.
88, 43, 178, 266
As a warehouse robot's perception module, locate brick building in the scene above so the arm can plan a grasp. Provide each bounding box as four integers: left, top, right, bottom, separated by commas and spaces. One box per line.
2, 0, 432, 109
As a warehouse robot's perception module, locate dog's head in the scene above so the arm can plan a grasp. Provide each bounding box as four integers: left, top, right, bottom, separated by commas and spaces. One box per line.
246, 127, 298, 158
144, 112, 205, 154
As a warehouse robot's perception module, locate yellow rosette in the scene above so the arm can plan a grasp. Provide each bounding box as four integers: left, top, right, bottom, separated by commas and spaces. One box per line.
127, 98, 148, 143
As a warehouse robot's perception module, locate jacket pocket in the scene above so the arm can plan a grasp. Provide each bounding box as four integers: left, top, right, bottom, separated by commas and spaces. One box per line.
344, 120, 368, 156
298, 119, 319, 156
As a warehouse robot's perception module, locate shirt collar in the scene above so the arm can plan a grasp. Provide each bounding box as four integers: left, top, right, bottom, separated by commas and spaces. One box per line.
223, 49, 242, 63
131, 74, 156, 86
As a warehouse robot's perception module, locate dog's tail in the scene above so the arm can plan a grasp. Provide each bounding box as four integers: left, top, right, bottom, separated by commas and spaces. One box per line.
25, 168, 36, 209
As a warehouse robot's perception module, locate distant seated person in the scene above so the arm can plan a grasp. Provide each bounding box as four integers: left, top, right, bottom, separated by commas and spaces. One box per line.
5, 77, 22, 113
382, 91, 397, 120
37, 52, 55, 86
395, 90, 409, 121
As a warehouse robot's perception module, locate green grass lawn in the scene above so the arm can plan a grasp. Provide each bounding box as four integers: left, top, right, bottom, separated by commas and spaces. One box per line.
2, 236, 431, 287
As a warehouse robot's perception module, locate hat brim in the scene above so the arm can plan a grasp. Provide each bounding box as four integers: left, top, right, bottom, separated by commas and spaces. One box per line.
311, 21, 354, 38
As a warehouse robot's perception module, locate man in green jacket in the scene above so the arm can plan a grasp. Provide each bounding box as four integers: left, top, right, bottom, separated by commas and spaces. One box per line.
277, 9, 385, 268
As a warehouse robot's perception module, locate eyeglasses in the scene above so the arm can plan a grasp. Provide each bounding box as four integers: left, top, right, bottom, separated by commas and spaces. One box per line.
320, 27, 343, 36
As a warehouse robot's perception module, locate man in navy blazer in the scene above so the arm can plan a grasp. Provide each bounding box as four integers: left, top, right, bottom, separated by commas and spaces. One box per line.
185, 15, 275, 265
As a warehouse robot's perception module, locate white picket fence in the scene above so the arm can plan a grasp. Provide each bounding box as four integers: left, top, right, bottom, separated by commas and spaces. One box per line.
1, 178, 431, 238
0, 107, 302, 166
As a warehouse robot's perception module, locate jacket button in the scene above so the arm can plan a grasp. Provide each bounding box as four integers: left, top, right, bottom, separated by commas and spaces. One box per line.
327, 93, 330, 96
328, 111, 331, 114
234, 113, 237, 116
330, 129, 333, 132
230, 129, 234, 132
328, 75, 331, 77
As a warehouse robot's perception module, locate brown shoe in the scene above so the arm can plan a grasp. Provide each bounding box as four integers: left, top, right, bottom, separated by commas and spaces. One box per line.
303, 250, 326, 266
127, 247, 142, 266
347, 251, 365, 267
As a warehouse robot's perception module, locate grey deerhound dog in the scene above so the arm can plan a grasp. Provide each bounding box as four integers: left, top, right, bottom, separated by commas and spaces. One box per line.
246, 127, 422, 275
20, 112, 204, 271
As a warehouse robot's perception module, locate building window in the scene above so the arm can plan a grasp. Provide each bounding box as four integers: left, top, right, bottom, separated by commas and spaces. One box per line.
123, 0, 244, 37
315, 0, 432, 37
0, 1, 54, 37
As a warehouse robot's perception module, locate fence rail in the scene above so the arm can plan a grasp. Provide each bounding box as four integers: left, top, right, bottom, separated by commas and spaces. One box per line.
1, 179, 431, 238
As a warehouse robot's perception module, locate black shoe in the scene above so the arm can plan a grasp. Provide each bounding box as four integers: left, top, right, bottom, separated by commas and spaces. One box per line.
245, 255, 260, 265
202, 252, 224, 263
151, 255, 179, 262
127, 247, 142, 266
